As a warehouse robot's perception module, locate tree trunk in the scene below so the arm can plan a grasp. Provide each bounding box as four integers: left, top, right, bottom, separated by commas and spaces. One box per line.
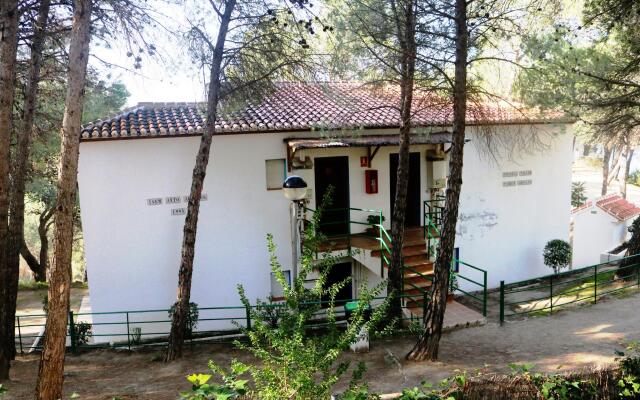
164, 0, 236, 362
620, 147, 633, 199
406, 0, 468, 362
601, 144, 612, 196
35, 0, 92, 398
0, 0, 20, 382
21, 205, 53, 283
387, 0, 417, 322
5, 0, 51, 363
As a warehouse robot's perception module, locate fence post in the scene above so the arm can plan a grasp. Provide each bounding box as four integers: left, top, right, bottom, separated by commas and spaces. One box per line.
68, 310, 77, 354
499, 280, 504, 325
245, 304, 252, 331
549, 275, 553, 315
16, 316, 23, 355
594, 265, 598, 304
483, 271, 488, 317
126, 312, 131, 350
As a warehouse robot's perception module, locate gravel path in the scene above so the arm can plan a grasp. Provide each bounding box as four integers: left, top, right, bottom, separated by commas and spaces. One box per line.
4, 292, 640, 399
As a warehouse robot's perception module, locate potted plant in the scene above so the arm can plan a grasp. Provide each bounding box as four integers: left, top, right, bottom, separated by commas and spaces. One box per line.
365, 214, 385, 236
543, 239, 572, 274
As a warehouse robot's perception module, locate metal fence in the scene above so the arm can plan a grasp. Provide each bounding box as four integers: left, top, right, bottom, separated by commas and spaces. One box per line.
499, 254, 640, 323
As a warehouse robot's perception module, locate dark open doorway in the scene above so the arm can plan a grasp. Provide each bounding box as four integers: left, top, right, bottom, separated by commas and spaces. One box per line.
314, 156, 350, 236
390, 152, 421, 227
322, 262, 353, 305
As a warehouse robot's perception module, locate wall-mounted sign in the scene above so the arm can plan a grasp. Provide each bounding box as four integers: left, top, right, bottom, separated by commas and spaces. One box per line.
360, 156, 368, 167
146, 198, 162, 206
166, 196, 182, 204
171, 208, 186, 216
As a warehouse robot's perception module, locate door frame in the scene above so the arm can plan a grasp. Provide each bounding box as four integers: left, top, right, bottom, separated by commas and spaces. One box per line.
389, 152, 422, 227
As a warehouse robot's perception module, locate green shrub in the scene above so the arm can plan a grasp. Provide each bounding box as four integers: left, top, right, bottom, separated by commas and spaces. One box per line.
628, 170, 640, 186
18, 279, 49, 290
131, 327, 142, 345
543, 240, 572, 274
70, 321, 93, 346
168, 301, 199, 338
183, 198, 389, 400
180, 360, 249, 400
571, 182, 587, 208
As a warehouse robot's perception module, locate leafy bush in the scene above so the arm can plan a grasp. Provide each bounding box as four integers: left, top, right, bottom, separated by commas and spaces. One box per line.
183, 199, 389, 400
543, 240, 572, 274
180, 361, 249, 400
168, 301, 199, 338
70, 321, 93, 346
18, 279, 49, 290
571, 182, 587, 208
628, 170, 640, 186
131, 327, 142, 345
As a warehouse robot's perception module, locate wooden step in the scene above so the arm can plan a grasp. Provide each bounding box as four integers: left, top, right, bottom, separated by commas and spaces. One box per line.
371, 241, 426, 258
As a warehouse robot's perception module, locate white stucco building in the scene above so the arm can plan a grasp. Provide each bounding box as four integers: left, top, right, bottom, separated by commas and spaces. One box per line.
572, 194, 640, 267
77, 83, 574, 342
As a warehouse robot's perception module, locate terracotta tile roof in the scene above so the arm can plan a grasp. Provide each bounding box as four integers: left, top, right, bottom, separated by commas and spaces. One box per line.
571, 200, 593, 214
595, 194, 640, 221
80, 82, 571, 141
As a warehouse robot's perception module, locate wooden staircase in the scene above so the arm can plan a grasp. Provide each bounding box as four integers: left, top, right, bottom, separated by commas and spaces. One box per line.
371, 227, 435, 310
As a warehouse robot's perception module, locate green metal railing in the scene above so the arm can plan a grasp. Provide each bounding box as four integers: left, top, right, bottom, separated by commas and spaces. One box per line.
453, 258, 488, 317
15, 294, 433, 353
303, 204, 488, 317
423, 197, 444, 258
499, 254, 640, 323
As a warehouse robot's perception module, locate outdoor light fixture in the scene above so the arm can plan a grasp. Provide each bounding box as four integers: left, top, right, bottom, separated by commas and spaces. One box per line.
283, 175, 308, 289
282, 175, 308, 201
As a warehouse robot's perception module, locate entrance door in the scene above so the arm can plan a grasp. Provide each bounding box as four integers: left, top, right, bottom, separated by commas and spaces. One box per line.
322, 262, 353, 305
314, 156, 350, 236
390, 152, 421, 227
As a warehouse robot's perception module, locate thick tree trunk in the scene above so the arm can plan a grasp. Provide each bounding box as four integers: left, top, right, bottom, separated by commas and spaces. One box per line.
387, 0, 416, 322
406, 0, 468, 362
165, 0, 236, 362
601, 144, 612, 196
0, 0, 20, 382
5, 0, 51, 363
35, 0, 92, 398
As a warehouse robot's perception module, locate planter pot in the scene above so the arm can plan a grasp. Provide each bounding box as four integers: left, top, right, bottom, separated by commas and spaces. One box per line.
446, 293, 455, 303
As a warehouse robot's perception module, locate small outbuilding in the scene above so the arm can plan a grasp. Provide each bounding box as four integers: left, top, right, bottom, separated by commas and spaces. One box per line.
572, 194, 640, 267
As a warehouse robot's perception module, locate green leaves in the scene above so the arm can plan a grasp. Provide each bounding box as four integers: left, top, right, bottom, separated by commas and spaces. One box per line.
181, 363, 249, 400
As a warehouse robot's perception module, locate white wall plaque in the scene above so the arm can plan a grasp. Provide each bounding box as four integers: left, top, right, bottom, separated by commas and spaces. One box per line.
171, 208, 186, 216
147, 198, 162, 206
166, 196, 181, 204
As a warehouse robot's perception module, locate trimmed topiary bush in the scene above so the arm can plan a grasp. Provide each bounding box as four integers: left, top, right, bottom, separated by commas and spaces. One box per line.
543, 239, 572, 274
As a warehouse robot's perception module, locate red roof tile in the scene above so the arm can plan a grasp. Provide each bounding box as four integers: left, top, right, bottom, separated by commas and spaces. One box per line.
80, 82, 571, 141
595, 194, 640, 221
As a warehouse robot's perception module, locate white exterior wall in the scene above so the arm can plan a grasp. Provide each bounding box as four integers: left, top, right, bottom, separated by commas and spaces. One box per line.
78, 123, 572, 341
78, 134, 295, 342
572, 207, 629, 267
455, 124, 573, 287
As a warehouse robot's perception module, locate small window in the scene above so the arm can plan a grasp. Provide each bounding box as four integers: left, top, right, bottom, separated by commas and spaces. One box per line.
266, 159, 286, 190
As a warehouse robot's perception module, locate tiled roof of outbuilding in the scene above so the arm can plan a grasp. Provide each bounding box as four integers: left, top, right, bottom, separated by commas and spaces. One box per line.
80, 82, 571, 141
596, 194, 640, 222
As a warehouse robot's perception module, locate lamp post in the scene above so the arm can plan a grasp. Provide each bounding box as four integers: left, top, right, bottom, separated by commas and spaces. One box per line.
283, 176, 307, 288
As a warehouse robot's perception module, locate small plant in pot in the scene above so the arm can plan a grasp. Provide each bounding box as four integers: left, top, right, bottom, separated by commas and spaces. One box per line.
365, 214, 385, 236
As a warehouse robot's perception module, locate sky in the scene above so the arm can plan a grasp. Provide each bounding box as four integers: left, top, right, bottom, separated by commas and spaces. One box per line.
89, 1, 209, 107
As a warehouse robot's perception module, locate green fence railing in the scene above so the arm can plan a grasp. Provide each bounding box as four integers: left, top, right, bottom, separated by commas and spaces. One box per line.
15, 294, 433, 354
499, 254, 640, 323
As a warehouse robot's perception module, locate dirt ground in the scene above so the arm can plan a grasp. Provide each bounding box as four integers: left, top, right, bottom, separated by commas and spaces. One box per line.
3, 291, 640, 399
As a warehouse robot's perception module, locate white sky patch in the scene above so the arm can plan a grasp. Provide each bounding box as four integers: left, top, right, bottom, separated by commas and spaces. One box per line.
88, 1, 210, 107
